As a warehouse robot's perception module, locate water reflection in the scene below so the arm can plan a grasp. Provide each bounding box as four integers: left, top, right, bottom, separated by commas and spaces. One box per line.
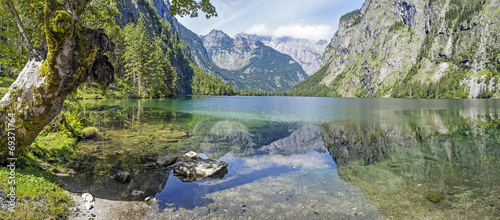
64, 97, 500, 219
321, 109, 500, 219
149, 121, 382, 219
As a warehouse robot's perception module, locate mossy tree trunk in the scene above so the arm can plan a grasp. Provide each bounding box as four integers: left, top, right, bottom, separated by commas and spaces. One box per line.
0, 0, 114, 163
0, 0, 217, 164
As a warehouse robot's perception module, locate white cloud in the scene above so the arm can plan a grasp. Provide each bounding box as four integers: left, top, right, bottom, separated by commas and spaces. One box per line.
244, 24, 272, 36
244, 23, 332, 41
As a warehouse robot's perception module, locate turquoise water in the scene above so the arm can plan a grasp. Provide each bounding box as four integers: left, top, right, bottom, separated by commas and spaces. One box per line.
78, 96, 500, 219
95, 96, 500, 123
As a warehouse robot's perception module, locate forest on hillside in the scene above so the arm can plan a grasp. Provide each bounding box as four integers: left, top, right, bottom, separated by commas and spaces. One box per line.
0, 0, 233, 98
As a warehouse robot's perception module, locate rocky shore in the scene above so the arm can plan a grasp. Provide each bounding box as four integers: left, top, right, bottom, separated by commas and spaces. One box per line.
63, 151, 228, 219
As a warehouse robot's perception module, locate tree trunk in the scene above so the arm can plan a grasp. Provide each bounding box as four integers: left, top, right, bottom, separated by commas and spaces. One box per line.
0, 0, 114, 164
4, 0, 33, 52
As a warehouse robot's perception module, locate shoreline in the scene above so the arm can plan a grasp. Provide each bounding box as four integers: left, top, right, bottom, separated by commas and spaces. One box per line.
67, 191, 149, 220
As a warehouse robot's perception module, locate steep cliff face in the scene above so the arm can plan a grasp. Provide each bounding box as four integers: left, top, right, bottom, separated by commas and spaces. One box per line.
198, 30, 308, 91
296, 0, 500, 98
202, 31, 257, 70
240, 35, 329, 76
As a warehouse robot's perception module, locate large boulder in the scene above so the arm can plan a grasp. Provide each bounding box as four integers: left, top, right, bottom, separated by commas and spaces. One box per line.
129, 190, 146, 201
156, 156, 178, 167
168, 152, 228, 182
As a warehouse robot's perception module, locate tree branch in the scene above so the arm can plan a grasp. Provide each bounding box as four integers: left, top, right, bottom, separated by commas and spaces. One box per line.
4, 0, 33, 52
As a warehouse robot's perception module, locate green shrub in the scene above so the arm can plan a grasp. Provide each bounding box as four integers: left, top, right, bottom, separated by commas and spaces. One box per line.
81, 126, 99, 138
61, 111, 84, 136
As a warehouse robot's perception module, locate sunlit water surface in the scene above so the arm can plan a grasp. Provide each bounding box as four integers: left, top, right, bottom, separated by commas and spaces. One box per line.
72, 96, 500, 219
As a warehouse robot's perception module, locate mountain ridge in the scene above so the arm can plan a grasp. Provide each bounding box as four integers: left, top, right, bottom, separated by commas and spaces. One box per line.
293, 0, 500, 98
178, 27, 309, 91
201, 29, 309, 91
237, 34, 329, 76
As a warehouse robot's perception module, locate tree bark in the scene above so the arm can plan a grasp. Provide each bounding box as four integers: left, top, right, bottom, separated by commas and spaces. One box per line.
0, 0, 114, 164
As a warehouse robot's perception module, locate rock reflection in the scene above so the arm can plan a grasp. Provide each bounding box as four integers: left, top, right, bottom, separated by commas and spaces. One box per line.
321, 109, 500, 219
151, 121, 382, 219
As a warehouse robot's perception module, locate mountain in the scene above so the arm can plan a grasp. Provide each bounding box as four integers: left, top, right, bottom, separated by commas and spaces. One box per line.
177, 28, 308, 91
114, 0, 232, 95
202, 30, 309, 91
239, 34, 329, 76
293, 0, 500, 98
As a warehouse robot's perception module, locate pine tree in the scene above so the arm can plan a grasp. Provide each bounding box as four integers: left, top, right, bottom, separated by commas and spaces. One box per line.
123, 18, 154, 98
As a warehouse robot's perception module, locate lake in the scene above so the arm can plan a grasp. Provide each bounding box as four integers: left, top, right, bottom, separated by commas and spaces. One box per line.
65, 96, 500, 219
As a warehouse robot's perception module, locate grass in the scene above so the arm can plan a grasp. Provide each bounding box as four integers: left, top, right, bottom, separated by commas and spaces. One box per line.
0, 86, 97, 219
28, 131, 78, 164
0, 114, 83, 219
0, 75, 15, 97
0, 167, 74, 219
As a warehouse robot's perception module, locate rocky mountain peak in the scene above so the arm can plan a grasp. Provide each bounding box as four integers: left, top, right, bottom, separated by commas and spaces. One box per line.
316, 39, 328, 46
207, 29, 232, 39
193, 29, 309, 91
296, 0, 500, 98
237, 33, 328, 76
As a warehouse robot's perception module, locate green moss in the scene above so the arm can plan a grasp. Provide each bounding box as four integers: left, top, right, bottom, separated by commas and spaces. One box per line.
29, 131, 77, 163
50, 11, 74, 40
426, 192, 444, 203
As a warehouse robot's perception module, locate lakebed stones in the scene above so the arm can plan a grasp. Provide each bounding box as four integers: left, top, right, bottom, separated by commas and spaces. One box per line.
184, 151, 202, 160
129, 190, 146, 201
68, 192, 96, 219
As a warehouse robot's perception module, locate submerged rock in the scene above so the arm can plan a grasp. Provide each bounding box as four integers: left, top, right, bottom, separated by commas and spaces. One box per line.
426, 192, 444, 203
114, 171, 131, 183
156, 156, 178, 167
129, 190, 146, 201
167, 152, 228, 182
143, 162, 158, 170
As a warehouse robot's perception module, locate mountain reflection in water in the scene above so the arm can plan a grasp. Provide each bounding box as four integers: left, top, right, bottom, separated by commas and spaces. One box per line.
321, 109, 500, 219
64, 97, 499, 219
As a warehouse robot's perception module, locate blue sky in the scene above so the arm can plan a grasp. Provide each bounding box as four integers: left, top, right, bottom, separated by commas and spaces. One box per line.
176, 0, 366, 42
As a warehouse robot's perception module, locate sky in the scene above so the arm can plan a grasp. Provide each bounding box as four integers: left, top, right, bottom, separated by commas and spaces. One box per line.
176, 0, 366, 42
